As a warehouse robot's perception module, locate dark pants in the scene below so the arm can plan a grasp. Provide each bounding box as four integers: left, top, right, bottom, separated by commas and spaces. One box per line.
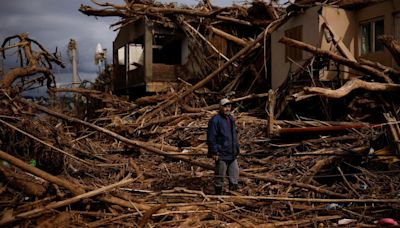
214, 159, 239, 188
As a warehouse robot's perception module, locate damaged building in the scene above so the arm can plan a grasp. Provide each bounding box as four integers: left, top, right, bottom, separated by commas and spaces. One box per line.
272, 0, 400, 88
113, 19, 190, 95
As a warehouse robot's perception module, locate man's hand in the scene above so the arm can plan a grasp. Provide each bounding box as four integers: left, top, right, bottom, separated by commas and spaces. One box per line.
213, 155, 219, 161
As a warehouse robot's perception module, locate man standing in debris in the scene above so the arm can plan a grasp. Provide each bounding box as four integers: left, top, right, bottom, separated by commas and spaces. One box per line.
207, 98, 240, 195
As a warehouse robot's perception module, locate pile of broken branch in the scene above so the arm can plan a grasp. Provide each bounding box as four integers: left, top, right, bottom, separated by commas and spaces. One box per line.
1, 0, 400, 227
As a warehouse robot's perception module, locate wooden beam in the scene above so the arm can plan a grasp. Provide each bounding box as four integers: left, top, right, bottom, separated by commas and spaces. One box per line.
208, 26, 249, 47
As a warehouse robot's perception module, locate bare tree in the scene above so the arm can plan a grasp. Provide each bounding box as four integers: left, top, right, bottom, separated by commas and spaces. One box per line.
0, 33, 65, 90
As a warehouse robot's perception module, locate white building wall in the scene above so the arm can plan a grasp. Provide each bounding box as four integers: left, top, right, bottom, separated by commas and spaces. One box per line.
271, 6, 320, 89
319, 7, 356, 80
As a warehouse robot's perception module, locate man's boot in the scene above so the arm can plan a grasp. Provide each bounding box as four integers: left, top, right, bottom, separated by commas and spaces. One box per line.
229, 183, 238, 191
215, 186, 223, 195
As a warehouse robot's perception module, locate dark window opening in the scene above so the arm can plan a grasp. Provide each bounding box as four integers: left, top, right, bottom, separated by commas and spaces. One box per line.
153, 34, 182, 65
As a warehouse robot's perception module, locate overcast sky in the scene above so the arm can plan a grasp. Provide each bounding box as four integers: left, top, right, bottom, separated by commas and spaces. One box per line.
0, 0, 279, 96
0, 0, 126, 93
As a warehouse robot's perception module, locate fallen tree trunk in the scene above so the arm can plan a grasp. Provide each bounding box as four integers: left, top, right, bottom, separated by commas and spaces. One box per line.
0, 166, 48, 197
0, 150, 84, 195
0, 33, 64, 89
0, 150, 151, 212
379, 35, 400, 66
0, 178, 135, 226
301, 156, 338, 184
358, 58, 400, 76
302, 78, 400, 99
279, 36, 393, 83
0, 66, 52, 88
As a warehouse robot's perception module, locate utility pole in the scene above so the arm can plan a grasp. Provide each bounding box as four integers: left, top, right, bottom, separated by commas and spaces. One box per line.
68, 39, 79, 115
68, 39, 78, 88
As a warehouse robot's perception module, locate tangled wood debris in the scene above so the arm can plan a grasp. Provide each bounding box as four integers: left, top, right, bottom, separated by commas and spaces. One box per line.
1, 0, 400, 227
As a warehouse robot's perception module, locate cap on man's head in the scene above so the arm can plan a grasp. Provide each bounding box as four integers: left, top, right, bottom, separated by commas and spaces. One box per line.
220, 98, 231, 106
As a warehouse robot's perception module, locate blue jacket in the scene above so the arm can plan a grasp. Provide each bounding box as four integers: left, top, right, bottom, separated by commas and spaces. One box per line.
207, 113, 240, 160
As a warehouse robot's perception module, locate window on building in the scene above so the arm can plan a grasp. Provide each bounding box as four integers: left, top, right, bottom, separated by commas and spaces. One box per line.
285, 25, 303, 62
153, 34, 182, 65
360, 18, 384, 55
118, 46, 125, 65
128, 44, 143, 71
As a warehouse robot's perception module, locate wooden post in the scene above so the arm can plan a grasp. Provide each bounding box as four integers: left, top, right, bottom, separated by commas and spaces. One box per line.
267, 89, 276, 138
144, 19, 153, 84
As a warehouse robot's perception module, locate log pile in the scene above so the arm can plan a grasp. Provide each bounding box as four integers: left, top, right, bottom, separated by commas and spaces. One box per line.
1, 0, 400, 227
